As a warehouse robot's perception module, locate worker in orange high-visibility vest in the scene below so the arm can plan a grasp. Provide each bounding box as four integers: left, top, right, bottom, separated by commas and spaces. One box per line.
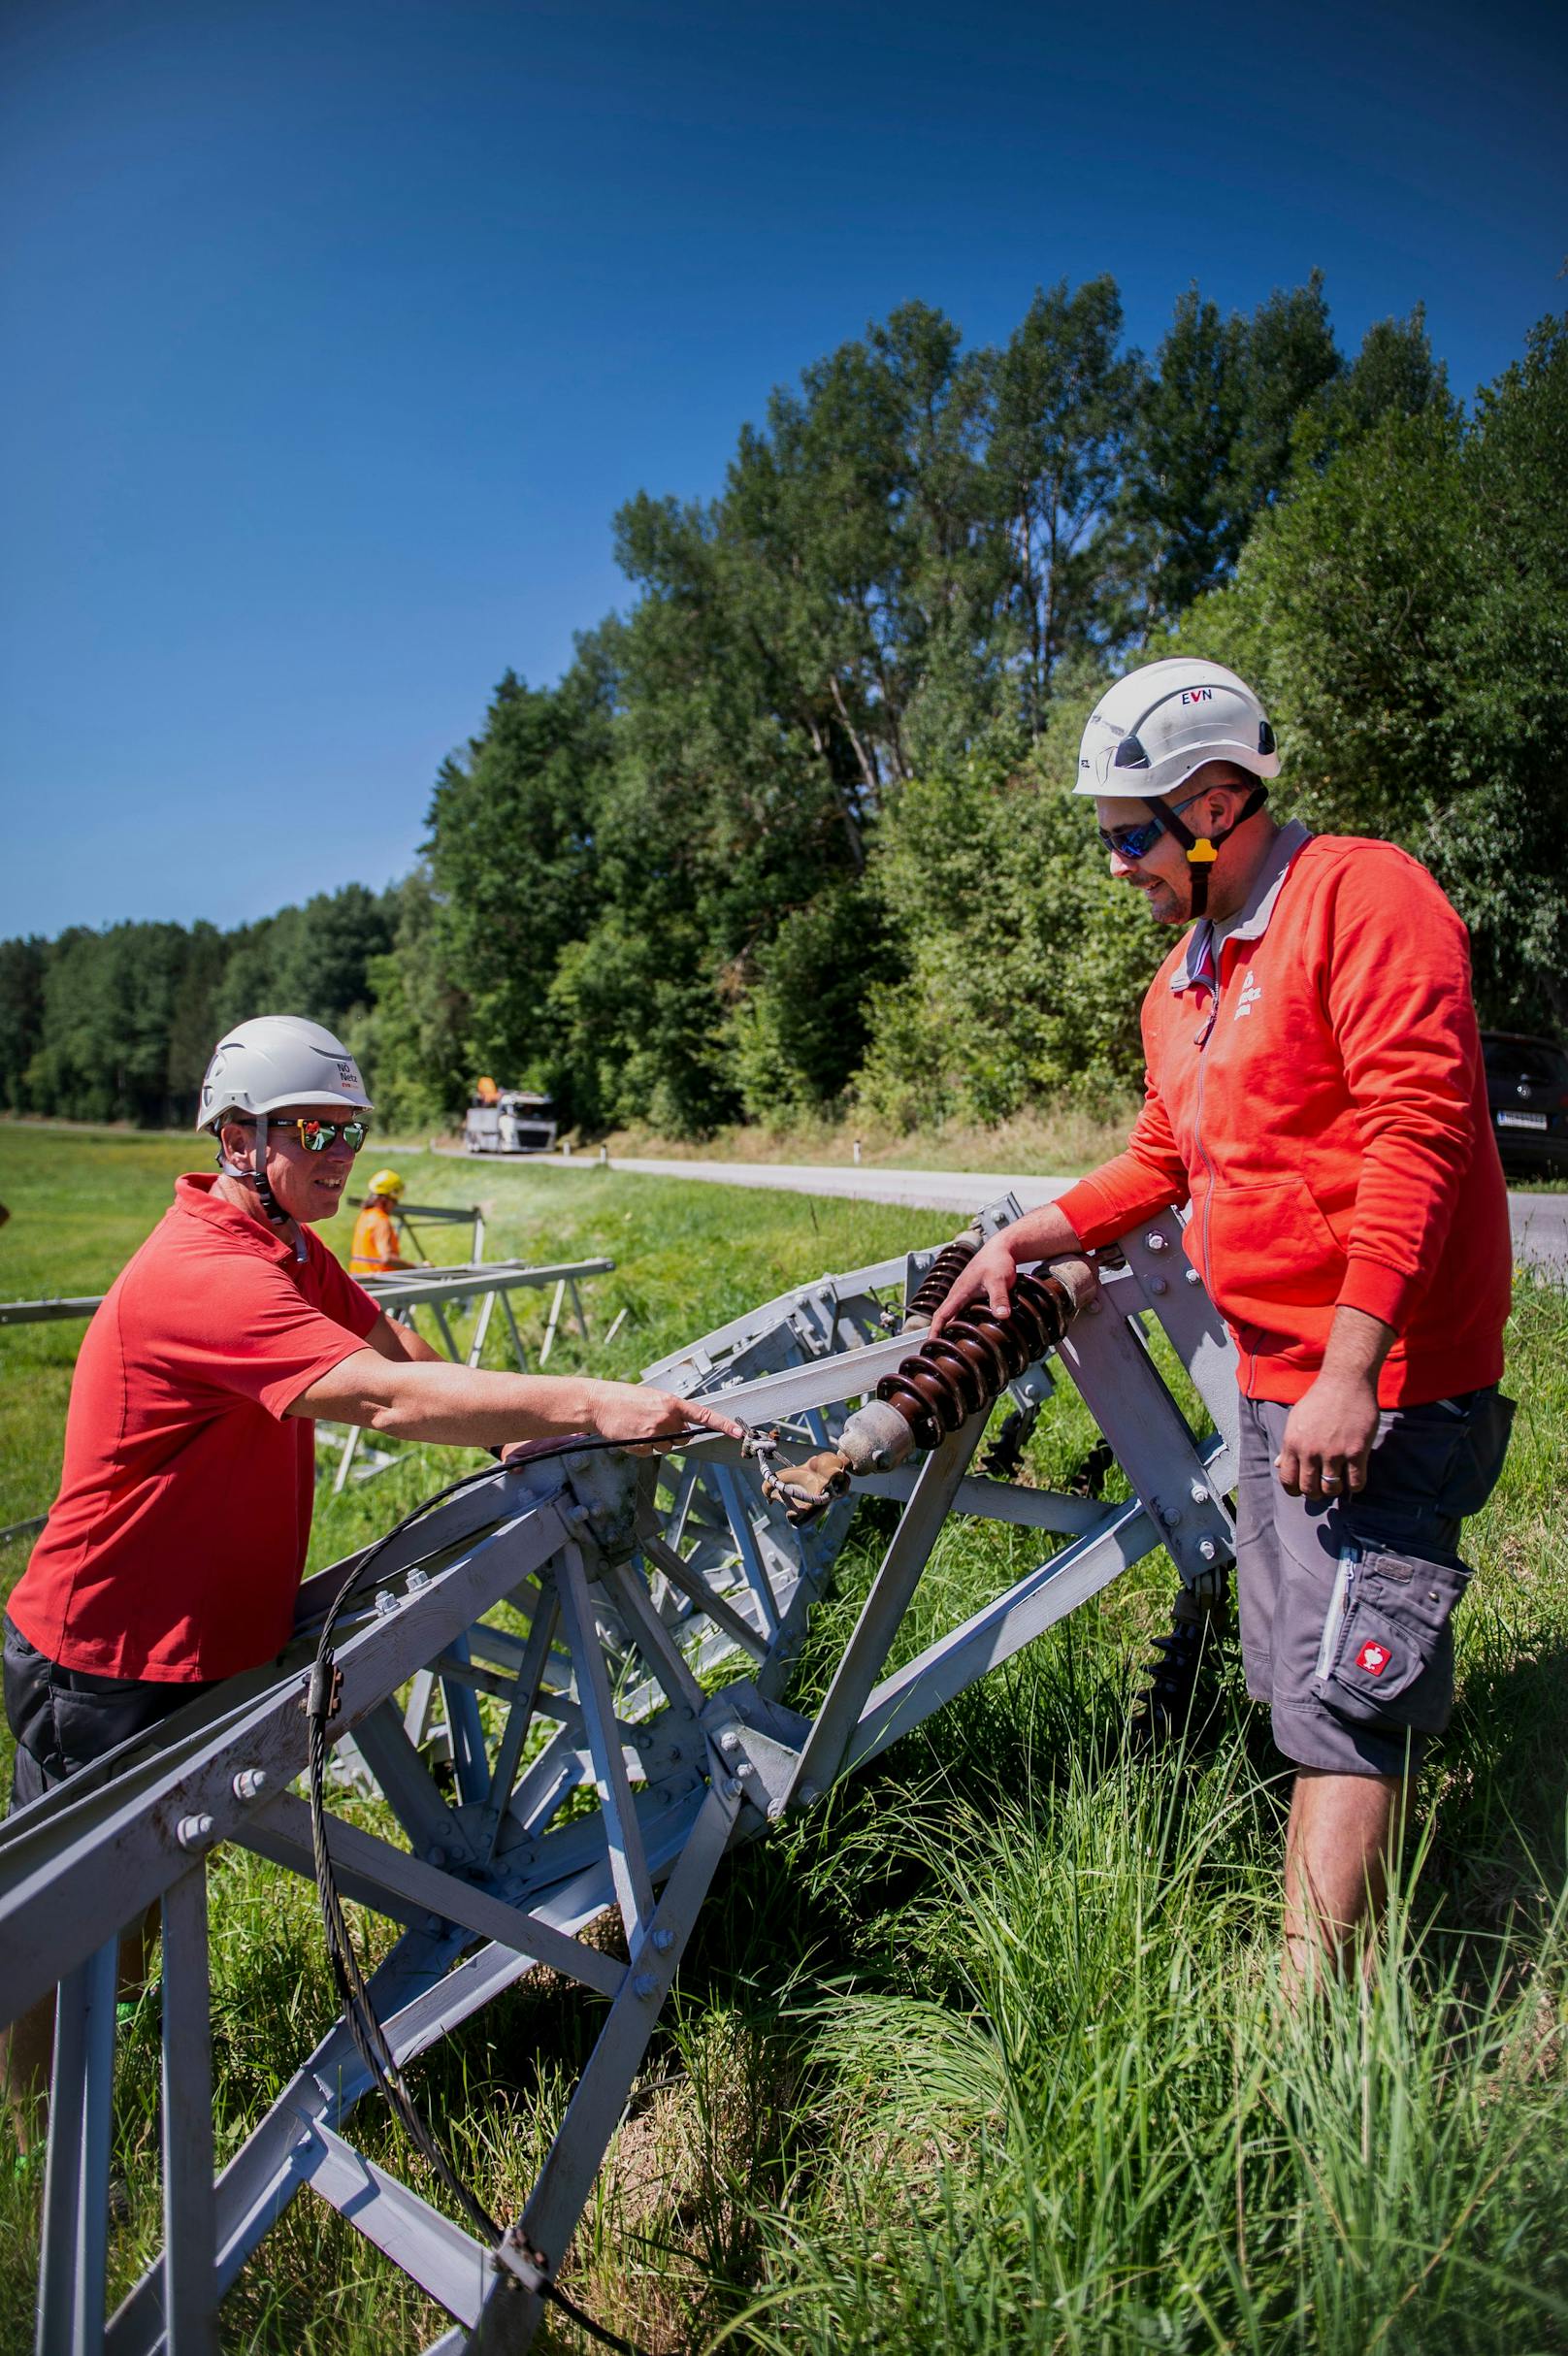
349, 1169, 416, 1276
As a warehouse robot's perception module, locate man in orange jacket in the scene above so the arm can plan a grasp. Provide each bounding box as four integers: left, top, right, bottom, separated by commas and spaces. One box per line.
349, 1168, 419, 1277
933, 658, 1513, 1991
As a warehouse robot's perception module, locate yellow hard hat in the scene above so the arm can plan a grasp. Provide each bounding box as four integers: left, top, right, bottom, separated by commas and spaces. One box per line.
368, 1168, 405, 1200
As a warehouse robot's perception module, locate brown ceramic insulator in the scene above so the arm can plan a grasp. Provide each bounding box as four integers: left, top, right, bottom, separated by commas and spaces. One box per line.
927, 1322, 1013, 1407
901, 1239, 979, 1327
876, 1265, 1078, 1450
877, 1360, 966, 1447
1012, 1269, 1075, 1351
921, 1332, 998, 1418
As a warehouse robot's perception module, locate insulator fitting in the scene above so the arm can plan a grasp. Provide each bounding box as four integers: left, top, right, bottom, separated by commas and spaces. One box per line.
875, 1264, 1089, 1451
901, 1236, 980, 1329
759, 1257, 1095, 1523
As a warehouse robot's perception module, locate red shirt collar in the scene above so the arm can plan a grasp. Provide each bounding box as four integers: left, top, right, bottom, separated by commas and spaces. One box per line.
174, 1171, 307, 1266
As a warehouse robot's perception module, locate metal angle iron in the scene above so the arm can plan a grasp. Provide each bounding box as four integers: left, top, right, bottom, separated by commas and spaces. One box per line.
0, 1196, 1240, 2355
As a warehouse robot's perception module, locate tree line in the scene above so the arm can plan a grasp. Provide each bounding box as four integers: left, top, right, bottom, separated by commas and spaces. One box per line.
4, 279, 1563, 1137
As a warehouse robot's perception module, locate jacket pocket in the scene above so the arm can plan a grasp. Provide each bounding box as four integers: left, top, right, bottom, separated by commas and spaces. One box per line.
1310, 1545, 1470, 1735
1195, 1175, 1345, 1313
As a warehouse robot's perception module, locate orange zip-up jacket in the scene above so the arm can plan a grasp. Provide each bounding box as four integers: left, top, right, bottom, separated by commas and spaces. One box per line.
1055, 826, 1511, 1407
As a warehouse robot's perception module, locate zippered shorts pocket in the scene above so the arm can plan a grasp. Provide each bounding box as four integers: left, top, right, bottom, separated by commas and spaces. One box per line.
1310, 1546, 1471, 1735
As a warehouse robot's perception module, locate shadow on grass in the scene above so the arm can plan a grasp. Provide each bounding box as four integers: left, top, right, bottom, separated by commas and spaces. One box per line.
1423, 1637, 1568, 1969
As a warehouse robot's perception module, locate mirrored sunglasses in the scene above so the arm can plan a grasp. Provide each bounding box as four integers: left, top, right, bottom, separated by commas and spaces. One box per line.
288, 1119, 370, 1154
1095, 790, 1204, 863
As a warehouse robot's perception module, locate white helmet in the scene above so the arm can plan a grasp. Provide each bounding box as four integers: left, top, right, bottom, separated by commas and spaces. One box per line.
198, 1016, 373, 1228
1075, 657, 1279, 802
196, 1015, 373, 1132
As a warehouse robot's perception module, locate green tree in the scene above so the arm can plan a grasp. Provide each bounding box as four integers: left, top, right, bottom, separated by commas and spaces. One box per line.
270, 883, 395, 1031
1175, 314, 1568, 1033
729, 883, 895, 1122
0, 936, 48, 1112
985, 278, 1140, 732
1310, 304, 1453, 453
30, 923, 194, 1124
346, 867, 471, 1129
18, 285, 1560, 1143
1121, 275, 1340, 635
422, 656, 612, 1092
854, 684, 1162, 1126
164, 921, 227, 1112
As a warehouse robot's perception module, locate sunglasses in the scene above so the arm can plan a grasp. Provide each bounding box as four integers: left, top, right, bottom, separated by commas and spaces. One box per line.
285, 1118, 370, 1154
1096, 790, 1206, 862
221, 1116, 371, 1154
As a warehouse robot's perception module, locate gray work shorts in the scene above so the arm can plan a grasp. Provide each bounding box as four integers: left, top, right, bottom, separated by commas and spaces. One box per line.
2, 1614, 215, 1813
1235, 1388, 1514, 1778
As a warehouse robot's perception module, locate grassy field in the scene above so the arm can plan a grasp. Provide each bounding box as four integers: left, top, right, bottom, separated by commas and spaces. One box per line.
1, 1128, 1566, 2354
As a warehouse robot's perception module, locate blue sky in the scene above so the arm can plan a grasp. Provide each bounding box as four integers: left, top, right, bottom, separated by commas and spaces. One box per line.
2, 0, 1563, 937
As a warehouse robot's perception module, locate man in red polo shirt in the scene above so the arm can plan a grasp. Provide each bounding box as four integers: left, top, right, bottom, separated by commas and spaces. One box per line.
3, 1013, 740, 2129
4, 1015, 738, 1792
931, 660, 1513, 1992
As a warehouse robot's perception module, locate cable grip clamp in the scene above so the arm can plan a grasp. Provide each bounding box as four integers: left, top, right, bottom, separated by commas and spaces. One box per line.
305, 1658, 343, 1721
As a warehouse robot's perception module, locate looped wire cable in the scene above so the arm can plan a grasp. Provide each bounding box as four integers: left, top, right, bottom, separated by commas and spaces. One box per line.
307, 1429, 721, 2356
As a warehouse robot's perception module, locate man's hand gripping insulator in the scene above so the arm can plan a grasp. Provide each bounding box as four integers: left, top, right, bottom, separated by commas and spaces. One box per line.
755, 1255, 1097, 1525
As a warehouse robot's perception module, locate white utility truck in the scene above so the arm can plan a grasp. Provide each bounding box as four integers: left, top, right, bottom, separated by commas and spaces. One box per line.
463, 1089, 558, 1154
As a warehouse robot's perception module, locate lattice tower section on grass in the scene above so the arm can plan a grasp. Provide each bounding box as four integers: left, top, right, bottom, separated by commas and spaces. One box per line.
0, 1198, 1240, 2355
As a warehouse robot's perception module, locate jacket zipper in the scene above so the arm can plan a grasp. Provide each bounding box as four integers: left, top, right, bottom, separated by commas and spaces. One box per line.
1192, 934, 1225, 1368
1193, 932, 1269, 1391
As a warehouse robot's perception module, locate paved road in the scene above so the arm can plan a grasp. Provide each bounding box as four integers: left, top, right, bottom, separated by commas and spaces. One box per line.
485, 1151, 1568, 1275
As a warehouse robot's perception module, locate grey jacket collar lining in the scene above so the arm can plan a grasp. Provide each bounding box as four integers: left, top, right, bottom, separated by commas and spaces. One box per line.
1170, 820, 1314, 993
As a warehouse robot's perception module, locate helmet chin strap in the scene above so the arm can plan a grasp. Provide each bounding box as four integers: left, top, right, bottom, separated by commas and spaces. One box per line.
215, 1113, 291, 1227
1155, 785, 1268, 917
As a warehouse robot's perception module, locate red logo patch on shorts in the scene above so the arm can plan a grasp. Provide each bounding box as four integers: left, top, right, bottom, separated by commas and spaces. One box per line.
1356, 1639, 1390, 1677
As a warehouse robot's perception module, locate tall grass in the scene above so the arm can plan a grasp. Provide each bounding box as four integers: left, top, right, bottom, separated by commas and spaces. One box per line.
702, 1763, 1568, 2356
559, 1284, 1568, 2356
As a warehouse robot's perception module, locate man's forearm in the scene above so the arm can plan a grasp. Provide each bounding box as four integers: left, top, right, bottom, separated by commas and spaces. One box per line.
1319, 1303, 1397, 1388
996, 1201, 1086, 1266
294, 1353, 609, 1446
373, 1362, 607, 1445
365, 1311, 445, 1366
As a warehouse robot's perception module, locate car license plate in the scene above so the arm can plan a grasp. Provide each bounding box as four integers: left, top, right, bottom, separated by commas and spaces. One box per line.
1497, 1110, 1549, 1130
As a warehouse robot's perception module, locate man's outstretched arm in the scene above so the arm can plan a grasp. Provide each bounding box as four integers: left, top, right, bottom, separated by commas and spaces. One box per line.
931, 1064, 1188, 1339
288, 1351, 743, 1450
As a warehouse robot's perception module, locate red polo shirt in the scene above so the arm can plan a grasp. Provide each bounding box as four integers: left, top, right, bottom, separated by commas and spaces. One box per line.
9, 1175, 381, 1682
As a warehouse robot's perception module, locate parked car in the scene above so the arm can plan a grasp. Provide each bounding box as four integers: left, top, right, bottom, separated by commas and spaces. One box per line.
1481, 1031, 1568, 1175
